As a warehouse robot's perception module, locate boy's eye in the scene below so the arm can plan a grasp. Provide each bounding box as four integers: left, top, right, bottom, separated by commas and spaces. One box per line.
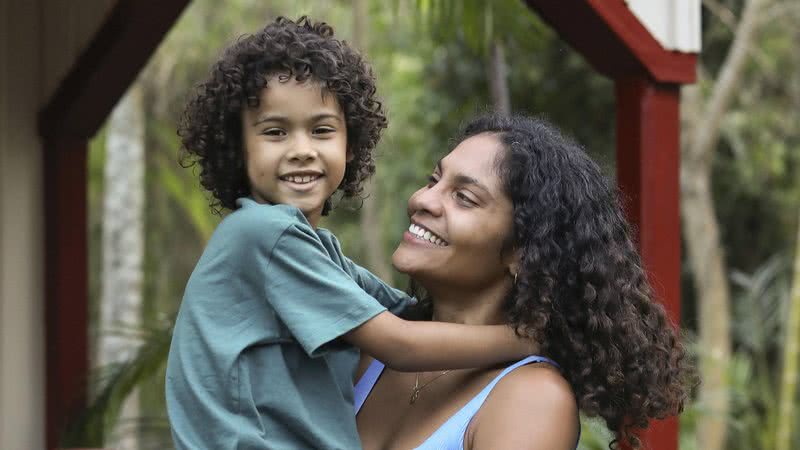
313, 126, 336, 136
262, 128, 285, 136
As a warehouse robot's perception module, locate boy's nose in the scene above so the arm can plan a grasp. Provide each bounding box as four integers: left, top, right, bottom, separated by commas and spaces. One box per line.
287, 135, 317, 161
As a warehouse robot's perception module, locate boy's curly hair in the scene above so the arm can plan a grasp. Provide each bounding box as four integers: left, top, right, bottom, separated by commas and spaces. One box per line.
178, 16, 387, 214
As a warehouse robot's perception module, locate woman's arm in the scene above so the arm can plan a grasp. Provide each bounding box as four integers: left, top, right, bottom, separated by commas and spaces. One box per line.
466, 364, 579, 450
343, 311, 536, 372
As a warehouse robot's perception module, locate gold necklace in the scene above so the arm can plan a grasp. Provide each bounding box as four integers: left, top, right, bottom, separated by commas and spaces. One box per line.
409, 370, 452, 404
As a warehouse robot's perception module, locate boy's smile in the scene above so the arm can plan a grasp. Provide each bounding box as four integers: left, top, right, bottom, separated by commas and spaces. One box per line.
242, 75, 348, 227
279, 170, 324, 191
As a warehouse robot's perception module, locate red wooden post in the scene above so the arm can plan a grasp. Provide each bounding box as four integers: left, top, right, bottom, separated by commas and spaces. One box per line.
43, 137, 89, 450
615, 76, 682, 450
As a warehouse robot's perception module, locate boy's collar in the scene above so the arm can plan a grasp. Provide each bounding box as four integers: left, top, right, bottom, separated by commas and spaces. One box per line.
235, 197, 318, 229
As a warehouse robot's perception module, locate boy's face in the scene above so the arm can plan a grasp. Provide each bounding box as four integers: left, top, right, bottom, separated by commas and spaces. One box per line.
241, 75, 348, 227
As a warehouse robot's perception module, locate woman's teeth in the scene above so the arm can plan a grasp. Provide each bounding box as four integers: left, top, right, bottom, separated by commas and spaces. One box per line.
281, 174, 321, 184
408, 224, 447, 246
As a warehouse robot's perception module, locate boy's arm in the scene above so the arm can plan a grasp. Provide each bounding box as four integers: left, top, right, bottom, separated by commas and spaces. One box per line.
258, 222, 534, 369
342, 256, 414, 314
343, 311, 535, 372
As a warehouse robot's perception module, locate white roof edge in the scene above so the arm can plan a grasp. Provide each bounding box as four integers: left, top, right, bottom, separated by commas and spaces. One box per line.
625, 0, 702, 53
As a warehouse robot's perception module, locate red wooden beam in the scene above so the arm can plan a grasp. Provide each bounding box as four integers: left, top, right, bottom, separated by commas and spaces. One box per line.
524, 0, 696, 84
39, 0, 190, 139
43, 137, 89, 450
615, 76, 682, 450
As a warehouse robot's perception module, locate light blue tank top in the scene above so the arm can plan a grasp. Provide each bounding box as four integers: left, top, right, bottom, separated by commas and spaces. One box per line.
354, 355, 579, 450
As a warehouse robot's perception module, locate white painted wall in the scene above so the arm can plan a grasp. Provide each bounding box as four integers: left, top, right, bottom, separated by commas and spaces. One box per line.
1, 1, 46, 448
626, 0, 702, 53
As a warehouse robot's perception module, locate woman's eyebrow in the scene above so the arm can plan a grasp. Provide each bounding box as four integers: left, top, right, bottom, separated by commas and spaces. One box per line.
437, 160, 494, 199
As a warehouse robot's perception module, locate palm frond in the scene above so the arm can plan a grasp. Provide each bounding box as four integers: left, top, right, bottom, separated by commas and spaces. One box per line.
60, 320, 174, 447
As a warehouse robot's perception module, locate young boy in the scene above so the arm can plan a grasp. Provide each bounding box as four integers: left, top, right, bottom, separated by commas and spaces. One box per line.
166, 16, 531, 449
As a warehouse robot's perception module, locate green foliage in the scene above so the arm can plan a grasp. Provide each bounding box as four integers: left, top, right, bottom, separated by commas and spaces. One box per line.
707, 0, 800, 273
682, 254, 800, 450
60, 322, 174, 447
409, 0, 540, 53
577, 416, 615, 450
725, 255, 798, 450
150, 120, 219, 242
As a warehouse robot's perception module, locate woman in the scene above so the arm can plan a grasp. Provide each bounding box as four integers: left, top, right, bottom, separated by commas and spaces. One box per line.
355, 114, 692, 449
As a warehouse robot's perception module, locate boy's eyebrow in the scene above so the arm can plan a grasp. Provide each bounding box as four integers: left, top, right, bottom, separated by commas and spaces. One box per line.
309, 113, 344, 123
436, 160, 494, 199
252, 114, 287, 126
251, 112, 344, 127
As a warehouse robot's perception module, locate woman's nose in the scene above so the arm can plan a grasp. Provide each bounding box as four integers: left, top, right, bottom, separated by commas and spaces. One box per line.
408, 183, 443, 217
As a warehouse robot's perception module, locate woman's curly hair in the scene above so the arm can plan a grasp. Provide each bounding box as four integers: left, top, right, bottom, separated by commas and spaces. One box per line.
178, 16, 387, 214
413, 114, 693, 449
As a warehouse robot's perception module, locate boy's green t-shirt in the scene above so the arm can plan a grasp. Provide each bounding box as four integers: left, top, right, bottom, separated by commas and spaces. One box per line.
166, 198, 413, 450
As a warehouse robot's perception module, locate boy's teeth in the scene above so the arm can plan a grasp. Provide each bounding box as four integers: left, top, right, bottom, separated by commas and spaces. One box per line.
283, 174, 320, 183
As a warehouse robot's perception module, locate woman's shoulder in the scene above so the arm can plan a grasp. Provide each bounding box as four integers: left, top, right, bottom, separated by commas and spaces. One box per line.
496, 361, 573, 400
485, 362, 576, 418
467, 362, 579, 449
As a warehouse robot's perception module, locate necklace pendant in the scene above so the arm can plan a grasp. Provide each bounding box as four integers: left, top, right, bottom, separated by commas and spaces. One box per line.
410, 388, 420, 404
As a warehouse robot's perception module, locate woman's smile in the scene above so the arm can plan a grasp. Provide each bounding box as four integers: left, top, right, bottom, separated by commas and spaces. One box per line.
403, 223, 449, 247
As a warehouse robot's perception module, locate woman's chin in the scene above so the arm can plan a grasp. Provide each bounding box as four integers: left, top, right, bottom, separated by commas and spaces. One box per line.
391, 246, 420, 275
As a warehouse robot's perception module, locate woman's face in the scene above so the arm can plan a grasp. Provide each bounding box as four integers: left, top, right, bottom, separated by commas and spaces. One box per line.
392, 133, 515, 289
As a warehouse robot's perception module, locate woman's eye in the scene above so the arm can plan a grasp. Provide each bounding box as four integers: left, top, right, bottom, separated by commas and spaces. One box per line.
426, 175, 438, 187
454, 191, 477, 206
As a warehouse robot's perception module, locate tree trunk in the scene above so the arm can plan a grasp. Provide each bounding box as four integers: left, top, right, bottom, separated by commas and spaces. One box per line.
99, 82, 145, 449
776, 208, 800, 450
681, 1, 769, 449
353, 0, 393, 281
487, 39, 511, 116
775, 26, 800, 450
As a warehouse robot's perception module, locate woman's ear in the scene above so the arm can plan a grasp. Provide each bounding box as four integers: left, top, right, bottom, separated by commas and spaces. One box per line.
346, 148, 355, 162
505, 248, 522, 280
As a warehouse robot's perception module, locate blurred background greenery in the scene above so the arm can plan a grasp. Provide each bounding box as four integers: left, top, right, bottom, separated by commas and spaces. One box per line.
79, 0, 800, 449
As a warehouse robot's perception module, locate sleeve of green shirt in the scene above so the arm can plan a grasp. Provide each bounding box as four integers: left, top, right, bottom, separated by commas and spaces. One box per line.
260, 223, 389, 357
340, 255, 416, 315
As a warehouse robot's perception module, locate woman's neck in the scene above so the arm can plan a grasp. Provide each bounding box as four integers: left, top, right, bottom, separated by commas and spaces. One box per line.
425, 279, 511, 325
